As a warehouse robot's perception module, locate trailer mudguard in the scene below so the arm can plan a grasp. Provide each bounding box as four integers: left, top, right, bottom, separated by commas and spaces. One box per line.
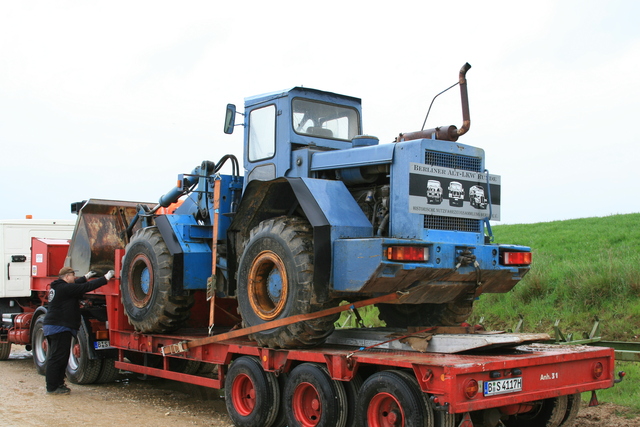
228, 177, 372, 293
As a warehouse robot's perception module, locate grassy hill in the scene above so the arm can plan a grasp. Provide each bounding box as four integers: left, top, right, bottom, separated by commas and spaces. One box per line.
471, 213, 640, 341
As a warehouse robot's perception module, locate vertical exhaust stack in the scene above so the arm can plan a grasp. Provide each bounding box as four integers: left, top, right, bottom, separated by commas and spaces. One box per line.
456, 62, 472, 138
397, 62, 472, 142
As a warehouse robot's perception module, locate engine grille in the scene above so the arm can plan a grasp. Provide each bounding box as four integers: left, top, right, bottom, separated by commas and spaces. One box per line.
424, 150, 482, 232
424, 215, 481, 233
424, 151, 482, 172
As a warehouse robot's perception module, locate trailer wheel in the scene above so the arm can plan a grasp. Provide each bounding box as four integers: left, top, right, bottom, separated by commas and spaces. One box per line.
121, 227, 194, 333
376, 300, 473, 328
284, 363, 347, 427
503, 395, 568, 427
560, 393, 581, 426
343, 374, 363, 427
66, 323, 102, 384
237, 216, 338, 348
0, 342, 11, 360
357, 370, 433, 427
95, 358, 120, 383
435, 411, 457, 427
225, 356, 280, 427
31, 315, 48, 375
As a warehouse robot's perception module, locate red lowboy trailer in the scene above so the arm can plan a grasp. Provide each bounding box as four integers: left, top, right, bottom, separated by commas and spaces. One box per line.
3, 234, 619, 427
93, 249, 615, 427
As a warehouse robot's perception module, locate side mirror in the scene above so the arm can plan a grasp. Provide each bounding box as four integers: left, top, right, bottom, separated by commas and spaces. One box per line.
224, 104, 236, 134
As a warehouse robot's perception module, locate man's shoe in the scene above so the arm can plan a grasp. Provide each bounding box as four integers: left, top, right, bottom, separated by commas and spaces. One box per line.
47, 387, 71, 395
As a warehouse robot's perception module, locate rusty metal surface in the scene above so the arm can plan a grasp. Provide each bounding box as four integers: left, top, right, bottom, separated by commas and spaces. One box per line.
356, 266, 520, 303
66, 199, 155, 274
325, 329, 551, 354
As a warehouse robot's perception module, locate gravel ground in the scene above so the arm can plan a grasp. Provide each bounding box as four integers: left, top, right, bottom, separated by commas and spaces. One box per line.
1, 345, 638, 427
1, 345, 232, 427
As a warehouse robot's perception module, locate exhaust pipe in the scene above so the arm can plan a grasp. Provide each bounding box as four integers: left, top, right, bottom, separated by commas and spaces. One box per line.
457, 62, 471, 138
397, 62, 472, 142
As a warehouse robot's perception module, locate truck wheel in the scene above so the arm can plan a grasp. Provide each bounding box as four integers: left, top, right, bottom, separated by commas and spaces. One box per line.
225, 356, 280, 427
376, 300, 473, 328
503, 395, 568, 427
66, 323, 102, 384
121, 227, 194, 333
237, 216, 338, 348
357, 370, 433, 427
284, 363, 347, 427
0, 342, 11, 360
31, 315, 48, 375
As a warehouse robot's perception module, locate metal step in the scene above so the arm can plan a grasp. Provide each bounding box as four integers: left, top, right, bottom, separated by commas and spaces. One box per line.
326, 328, 551, 354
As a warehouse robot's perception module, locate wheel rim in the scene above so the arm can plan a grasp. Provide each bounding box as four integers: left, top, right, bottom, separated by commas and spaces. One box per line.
292, 382, 322, 426
231, 373, 256, 417
248, 250, 288, 321
34, 327, 47, 362
367, 392, 405, 427
68, 338, 80, 371
128, 253, 154, 308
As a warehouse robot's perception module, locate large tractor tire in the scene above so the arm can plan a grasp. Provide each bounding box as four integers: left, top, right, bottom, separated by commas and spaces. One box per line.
120, 227, 194, 333
376, 299, 473, 329
237, 216, 338, 349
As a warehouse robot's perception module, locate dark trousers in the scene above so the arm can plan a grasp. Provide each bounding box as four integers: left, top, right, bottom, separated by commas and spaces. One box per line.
45, 331, 72, 392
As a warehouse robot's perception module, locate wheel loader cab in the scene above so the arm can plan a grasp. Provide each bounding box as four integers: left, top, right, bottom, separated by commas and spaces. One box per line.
226, 87, 363, 185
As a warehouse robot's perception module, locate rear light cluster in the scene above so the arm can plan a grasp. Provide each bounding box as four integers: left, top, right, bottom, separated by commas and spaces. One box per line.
386, 246, 429, 262
464, 379, 479, 399
501, 251, 532, 266
593, 362, 604, 379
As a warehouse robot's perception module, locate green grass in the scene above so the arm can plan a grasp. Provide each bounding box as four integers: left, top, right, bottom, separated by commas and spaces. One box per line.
471, 214, 640, 341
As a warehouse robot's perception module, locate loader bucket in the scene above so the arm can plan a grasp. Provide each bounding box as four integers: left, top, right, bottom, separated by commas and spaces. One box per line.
65, 199, 155, 275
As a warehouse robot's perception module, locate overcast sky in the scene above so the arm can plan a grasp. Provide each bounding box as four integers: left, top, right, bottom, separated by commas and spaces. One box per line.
1, 1, 638, 225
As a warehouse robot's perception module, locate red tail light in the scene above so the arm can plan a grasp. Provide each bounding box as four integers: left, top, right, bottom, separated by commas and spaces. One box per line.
502, 251, 532, 266
464, 379, 479, 399
386, 246, 429, 262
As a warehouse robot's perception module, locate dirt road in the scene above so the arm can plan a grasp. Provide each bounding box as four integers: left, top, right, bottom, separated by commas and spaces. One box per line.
1, 345, 638, 427
1, 345, 232, 427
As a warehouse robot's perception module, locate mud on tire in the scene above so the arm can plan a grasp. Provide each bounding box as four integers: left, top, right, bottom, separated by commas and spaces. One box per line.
120, 227, 194, 333
237, 216, 338, 349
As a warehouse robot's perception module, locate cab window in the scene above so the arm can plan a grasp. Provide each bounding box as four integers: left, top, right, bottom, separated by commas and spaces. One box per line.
292, 98, 359, 141
248, 105, 276, 162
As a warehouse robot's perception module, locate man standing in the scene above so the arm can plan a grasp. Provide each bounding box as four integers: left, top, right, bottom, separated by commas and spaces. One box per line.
43, 266, 115, 394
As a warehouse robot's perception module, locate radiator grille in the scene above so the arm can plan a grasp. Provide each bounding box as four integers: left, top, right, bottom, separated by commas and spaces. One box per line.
424, 150, 482, 172
423, 150, 482, 232
424, 215, 481, 233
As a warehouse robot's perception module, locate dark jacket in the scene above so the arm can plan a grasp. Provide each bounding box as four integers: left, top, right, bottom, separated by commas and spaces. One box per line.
43, 276, 108, 330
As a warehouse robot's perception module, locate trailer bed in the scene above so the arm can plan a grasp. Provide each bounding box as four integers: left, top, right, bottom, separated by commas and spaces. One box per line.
110, 326, 614, 414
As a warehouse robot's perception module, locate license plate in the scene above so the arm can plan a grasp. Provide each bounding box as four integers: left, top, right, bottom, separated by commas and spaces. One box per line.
484, 377, 523, 396
94, 340, 111, 350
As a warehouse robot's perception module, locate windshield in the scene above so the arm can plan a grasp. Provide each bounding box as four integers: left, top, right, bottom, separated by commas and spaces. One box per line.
292, 98, 359, 141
